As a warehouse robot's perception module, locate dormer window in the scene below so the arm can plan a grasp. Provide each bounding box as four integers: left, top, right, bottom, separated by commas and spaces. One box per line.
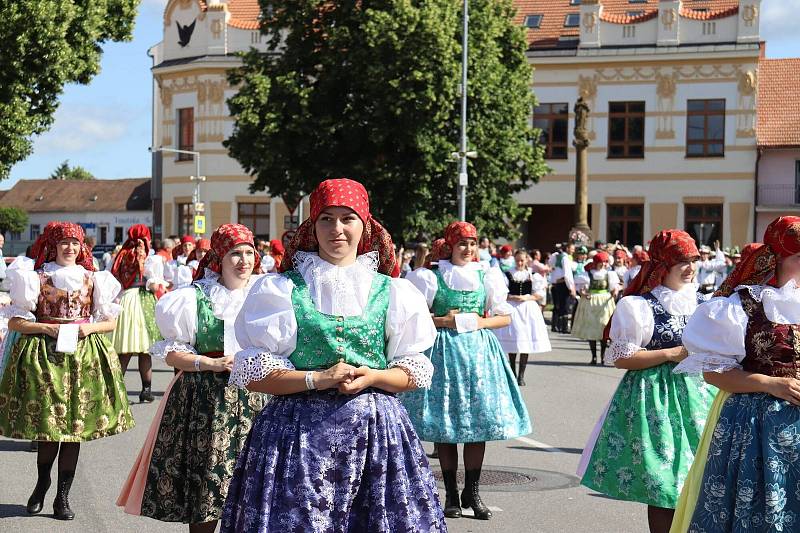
564, 13, 580, 27
524, 14, 543, 28
570, 0, 581, 5
629, 0, 647, 3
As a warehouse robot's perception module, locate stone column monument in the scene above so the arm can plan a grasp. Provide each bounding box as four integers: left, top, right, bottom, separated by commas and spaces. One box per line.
571, 97, 592, 244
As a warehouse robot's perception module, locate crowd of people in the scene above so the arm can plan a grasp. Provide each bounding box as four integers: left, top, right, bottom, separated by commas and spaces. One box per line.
0, 177, 797, 533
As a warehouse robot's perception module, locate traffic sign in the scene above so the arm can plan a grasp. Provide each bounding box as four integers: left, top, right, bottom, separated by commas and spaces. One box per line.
194, 215, 206, 234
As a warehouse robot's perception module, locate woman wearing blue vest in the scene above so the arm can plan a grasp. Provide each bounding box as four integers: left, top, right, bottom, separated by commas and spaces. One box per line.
403, 221, 532, 520
222, 179, 445, 532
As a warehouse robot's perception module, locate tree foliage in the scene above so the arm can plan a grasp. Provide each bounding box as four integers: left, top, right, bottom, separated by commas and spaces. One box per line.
0, 207, 29, 235
0, 0, 140, 179
225, 0, 547, 242
49, 160, 95, 180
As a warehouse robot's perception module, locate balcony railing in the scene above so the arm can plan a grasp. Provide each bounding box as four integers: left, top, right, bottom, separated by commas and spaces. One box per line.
758, 184, 800, 206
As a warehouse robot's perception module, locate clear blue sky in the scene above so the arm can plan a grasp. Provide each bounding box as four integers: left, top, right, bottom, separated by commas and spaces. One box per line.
5, 0, 800, 187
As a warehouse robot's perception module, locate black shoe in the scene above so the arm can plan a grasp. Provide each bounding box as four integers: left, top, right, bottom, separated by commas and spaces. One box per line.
426, 444, 439, 459
517, 376, 526, 386
53, 472, 75, 520
442, 470, 462, 519
26, 467, 51, 515
29, 441, 38, 453
461, 470, 492, 520
139, 386, 154, 403
589, 358, 597, 365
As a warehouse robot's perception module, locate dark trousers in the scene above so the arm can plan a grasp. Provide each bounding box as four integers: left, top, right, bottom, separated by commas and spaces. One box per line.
551, 282, 569, 332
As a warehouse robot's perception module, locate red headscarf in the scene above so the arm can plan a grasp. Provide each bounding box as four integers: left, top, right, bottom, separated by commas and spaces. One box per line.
587, 251, 609, 272
33, 221, 95, 271
187, 238, 211, 263
714, 216, 800, 297
280, 178, 399, 277
439, 221, 479, 262
623, 230, 699, 297
112, 224, 152, 290
424, 238, 448, 269
193, 224, 261, 281
269, 239, 285, 266
632, 249, 650, 265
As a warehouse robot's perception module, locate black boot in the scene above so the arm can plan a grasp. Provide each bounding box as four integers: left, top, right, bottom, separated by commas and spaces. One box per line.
442, 470, 462, 518
26, 461, 52, 514
139, 384, 154, 403
53, 471, 75, 520
517, 355, 528, 386
461, 469, 492, 520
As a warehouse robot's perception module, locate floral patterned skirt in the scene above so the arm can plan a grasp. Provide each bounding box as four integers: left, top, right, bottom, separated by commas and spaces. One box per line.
401, 328, 532, 443
688, 393, 800, 532
572, 291, 615, 341
0, 332, 134, 441
111, 287, 162, 355
140, 371, 266, 524
580, 363, 717, 508
221, 388, 446, 533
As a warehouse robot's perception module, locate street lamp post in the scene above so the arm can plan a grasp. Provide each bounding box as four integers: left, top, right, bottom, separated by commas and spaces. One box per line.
457, 0, 470, 222
151, 147, 206, 235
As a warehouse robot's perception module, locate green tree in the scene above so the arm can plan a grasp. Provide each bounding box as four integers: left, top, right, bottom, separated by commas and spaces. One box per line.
0, 207, 29, 235
0, 0, 139, 179
225, 0, 546, 242
49, 160, 95, 180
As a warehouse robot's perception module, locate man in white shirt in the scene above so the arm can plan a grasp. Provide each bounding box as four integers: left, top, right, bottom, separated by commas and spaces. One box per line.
549, 243, 576, 333
696, 244, 726, 294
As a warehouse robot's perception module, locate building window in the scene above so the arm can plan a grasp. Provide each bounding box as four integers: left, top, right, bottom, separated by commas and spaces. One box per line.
627, 10, 644, 17
629, 0, 647, 3
608, 101, 645, 159
177, 202, 195, 236
686, 99, 725, 157
570, 0, 581, 5
607, 205, 643, 248
30, 224, 41, 241
564, 13, 580, 27
685, 204, 722, 247
10, 231, 21, 241
238, 203, 270, 239
177, 107, 194, 161
524, 14, 543, 28
115, 226, 124, 244
533, 103, 569, 159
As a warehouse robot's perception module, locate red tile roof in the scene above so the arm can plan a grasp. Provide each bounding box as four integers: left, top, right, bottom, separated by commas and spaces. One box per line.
757, 58, 800, 148
198, 0, 260, 30
0, 179, 152, 213
514, 0, 741, 49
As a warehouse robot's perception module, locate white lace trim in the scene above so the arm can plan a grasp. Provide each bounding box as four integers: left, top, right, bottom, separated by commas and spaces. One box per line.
193, 271, 260, 320
388, 354, 434, 389
673, 354, 741, 374
149, 340, 197, 360
734, 281, 800, 323
649, 284, 701, 316
229, 348, 295, 388
606, 341, 643, 363
291, 251, 379, 316
92, 302, 122, 322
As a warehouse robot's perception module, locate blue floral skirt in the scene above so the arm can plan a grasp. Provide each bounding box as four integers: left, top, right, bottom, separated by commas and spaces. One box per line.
689, 392, 800, 532
221, 388, 446, 533
401, 328, 532, 443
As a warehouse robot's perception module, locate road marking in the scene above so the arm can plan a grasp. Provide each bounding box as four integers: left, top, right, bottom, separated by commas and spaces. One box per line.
461, 506, 503, 515
514, 435, 572, 454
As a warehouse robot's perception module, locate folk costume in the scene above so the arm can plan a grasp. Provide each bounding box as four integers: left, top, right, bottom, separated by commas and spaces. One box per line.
673, 217, 800, 533
548, 248, 576, 333
117, 224, 266, 526
110, 224, 165, 403
579, 230, 716, 514
0, 222, 133, 520
572, 252, 619, 365
221, 179, 445, 533
495, 265, 551, 385
403, 221, 531, 520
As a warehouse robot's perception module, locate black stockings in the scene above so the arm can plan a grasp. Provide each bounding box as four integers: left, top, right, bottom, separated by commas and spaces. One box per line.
38, 442, 80, 472
436, 442, 486, 472
119, 353, 153, 388
588, 340, 607, 364
647, 505, 675, 533
189, 520, 218, 533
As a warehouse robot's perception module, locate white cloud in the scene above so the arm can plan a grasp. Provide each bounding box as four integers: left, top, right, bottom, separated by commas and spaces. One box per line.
33, 105, 130, 154
761, 0, 800, 42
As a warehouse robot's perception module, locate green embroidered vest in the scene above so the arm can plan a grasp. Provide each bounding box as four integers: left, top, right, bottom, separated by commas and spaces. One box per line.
285, 269, 391, 370
193, 286, 225, 354
589, 271, 610, 293
431, 268, 485, 317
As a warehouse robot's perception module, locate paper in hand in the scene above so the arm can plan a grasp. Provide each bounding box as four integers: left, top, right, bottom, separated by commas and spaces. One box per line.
55, 323, 80, 353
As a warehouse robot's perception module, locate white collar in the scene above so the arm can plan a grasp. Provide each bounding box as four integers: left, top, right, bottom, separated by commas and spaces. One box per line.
735, 280, 800, 324
195, 270, 263, 320
648, 283, 700, 316
438, 259, 483, 272
291, 251, 379, 316
42, 262, 87, 274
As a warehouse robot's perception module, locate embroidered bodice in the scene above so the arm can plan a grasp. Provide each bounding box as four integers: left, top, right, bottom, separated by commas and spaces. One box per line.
506, 271, 532, 296
431, 268, 485, 317
35, 269, 94, 322
194, 286, 225, 355
641, 292, 694, 350
739, 288, 800, 378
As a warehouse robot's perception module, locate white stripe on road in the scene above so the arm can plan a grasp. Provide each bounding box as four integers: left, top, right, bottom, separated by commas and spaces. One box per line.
514, 435, 571, 454
461, 506, 504, 515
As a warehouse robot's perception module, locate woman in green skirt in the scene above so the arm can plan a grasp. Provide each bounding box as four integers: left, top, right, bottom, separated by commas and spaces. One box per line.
0, 221, 134, 520
579, 230, 717, 533
117, 223, 266, 533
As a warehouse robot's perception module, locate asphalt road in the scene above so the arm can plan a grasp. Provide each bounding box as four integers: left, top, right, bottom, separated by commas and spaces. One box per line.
0, 332, 647, 533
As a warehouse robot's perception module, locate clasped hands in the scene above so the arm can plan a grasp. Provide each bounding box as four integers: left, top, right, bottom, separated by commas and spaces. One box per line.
315, 362, 375, 395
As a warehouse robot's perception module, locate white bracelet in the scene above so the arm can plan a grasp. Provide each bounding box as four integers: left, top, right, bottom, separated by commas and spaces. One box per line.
194, 355, 201, 372
305, 371, 316, 390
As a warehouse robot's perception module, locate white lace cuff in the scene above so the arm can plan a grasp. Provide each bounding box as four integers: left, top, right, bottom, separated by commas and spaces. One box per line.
674, 354, 742, 374
150, 340, 197, 360
4, 305, 35, 322
93, 302, 122, 322
606, 341, 643, 364
229, 348, 295, 388
146, 277, 167, 291
389, 354, 434, 389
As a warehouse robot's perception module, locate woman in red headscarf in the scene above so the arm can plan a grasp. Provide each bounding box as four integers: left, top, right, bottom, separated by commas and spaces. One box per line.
669, 217, 800, 531
579, 230, 717, 533
221, 179, 445, 532
403, 221, 531, 520
117, 224, 266, 532
110, 224, 166, 403
571, 251, 620, 364
0, 222, 134, 521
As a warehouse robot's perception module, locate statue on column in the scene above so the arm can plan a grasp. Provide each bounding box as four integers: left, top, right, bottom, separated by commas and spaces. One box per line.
570, 97, 592, 245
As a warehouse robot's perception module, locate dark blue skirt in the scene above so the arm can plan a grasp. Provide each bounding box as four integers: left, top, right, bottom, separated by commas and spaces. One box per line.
221, 388, 447, 533
690, 392, 800, 532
